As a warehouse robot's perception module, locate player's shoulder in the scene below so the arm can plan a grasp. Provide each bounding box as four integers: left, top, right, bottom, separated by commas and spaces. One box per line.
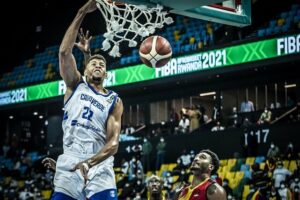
207, 182, 226, 199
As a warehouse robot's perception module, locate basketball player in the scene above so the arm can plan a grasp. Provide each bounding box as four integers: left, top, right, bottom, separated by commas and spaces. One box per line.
176, 149, 226, 200
52, 0, 123, 199
147, 175, 165, 200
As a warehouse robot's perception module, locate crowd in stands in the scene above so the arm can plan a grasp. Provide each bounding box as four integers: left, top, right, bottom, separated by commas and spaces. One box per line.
0, 109, 299, 199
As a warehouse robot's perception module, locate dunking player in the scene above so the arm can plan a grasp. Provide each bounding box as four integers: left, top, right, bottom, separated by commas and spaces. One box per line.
52, 0, 123, 199
176, 149, 226, 200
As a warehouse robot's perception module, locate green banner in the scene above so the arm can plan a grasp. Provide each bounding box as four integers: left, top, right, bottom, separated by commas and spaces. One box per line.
1, 33, 299, 106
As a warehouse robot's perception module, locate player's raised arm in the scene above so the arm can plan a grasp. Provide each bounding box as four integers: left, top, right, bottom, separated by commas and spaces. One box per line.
59, 0, 97, 89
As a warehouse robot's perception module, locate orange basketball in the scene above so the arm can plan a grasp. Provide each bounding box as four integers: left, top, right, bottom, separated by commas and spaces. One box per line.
139, 35, 172, 68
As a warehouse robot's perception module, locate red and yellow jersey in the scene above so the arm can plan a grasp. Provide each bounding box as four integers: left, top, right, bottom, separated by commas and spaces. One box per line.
178, 178, 215, 200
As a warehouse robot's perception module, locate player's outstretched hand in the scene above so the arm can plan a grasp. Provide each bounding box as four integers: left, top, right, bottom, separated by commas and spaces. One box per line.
42, 157, 56, 171
75, 28, 92, 54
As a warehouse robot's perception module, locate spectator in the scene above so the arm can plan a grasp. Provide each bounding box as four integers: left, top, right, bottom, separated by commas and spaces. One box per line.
267, 142, 280, 159
133, 178, 146, 199
121, 158, 129, 175
211, 121, 225, 132
242, 117, 252, 128
292, 186, 300, 200
257, 107, 272, 125
175, 115, 190, 134
178, 149, 192, 169
264, 157, 277, 175
163, 171, 174, 191
273, 161, 291, 189
285, 142, 296, 160
250, 163, 269, 194
156, 137, 166, 171
290, 177, 300, 192
278, 181, 292, 200
240, 96, 255, 112
269, 185, 280, 199
141, 138, 153, 172
128, 156, 144, 181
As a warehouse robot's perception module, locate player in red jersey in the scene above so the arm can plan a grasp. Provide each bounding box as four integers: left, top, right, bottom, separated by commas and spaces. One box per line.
176, 149, 226, 200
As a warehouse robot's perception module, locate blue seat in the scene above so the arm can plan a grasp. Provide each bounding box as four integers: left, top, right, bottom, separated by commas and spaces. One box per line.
255, 156, 265, 164
282, 24, 290, 32
244, 170, 252, 179
269, 20, 277, 28
273, 26, 281, 34
280, 12, 288, 19
240, 164, 250, 172
265, 27, 273, 36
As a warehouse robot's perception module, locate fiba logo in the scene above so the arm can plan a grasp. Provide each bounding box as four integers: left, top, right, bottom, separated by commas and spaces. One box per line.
110, 190, 116, 197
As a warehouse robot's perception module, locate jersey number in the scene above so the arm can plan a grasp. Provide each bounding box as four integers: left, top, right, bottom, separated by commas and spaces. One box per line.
82, 107, 94, 121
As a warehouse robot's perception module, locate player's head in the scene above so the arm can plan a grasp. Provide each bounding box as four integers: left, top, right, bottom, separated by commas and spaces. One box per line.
190, 149, 220, 175
147, 175, 163, 195
84, 54, 107, 84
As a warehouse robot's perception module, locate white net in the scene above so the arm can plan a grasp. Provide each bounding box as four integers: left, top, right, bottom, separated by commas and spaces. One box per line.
95, 0, 173, 57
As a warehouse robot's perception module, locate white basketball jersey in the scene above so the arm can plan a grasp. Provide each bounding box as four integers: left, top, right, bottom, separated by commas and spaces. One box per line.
62, 77, 118, 157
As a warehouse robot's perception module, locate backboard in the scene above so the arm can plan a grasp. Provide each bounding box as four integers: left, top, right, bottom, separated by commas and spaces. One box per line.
119, 0, 251, 27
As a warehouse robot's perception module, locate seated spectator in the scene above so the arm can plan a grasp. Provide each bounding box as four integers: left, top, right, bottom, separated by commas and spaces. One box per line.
269, 185, 280, 199
290, 177, 300, 192
250, 163, 269, 192
273, 161, 291, 189
278, 181, 292, 200
257, 107, 272, 125
292, 186, 300, 200
211, 121, 225, 132
175, 115, 190, 134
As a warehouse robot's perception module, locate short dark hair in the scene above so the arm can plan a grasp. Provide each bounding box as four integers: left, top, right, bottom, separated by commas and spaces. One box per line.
200, 149, 220, 174
87, 54, 107, 65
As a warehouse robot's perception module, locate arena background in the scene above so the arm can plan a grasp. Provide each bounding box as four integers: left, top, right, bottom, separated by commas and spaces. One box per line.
0, 0, 300, 199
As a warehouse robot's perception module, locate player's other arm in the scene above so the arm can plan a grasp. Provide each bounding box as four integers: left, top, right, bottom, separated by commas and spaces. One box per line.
207, 183, 227, 200
88, 98, 124, 166
59, 0, 96, 89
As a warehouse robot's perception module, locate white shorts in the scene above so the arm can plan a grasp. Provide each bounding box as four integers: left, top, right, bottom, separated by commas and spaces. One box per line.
53, 153, 116, 199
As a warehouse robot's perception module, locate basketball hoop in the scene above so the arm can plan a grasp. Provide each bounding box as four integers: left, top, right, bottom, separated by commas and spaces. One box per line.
95, 0, 173, 57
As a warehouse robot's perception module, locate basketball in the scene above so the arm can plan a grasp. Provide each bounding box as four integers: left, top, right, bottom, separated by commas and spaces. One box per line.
139, 35, 172, 68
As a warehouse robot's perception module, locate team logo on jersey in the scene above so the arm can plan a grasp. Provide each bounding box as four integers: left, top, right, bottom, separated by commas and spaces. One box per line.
107, 95, 115, 104
110, 190, 116, 197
